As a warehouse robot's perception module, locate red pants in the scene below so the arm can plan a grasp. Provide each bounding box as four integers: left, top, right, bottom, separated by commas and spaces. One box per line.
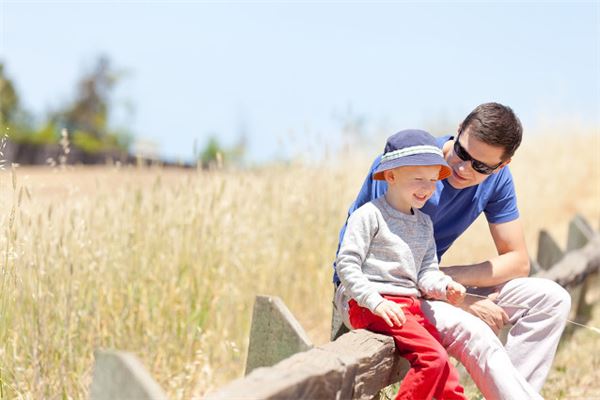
349, 295, 466, 400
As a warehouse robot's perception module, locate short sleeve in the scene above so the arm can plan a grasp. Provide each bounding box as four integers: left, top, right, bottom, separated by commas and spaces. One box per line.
484, 167, 519, 224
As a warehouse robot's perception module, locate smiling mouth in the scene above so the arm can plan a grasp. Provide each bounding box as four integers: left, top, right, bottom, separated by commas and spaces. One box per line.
453, 169, 467, 181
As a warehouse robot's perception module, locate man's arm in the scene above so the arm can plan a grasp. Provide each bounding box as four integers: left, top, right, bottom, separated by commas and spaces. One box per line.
442, 218, 530, 287
440, 218, 530, 333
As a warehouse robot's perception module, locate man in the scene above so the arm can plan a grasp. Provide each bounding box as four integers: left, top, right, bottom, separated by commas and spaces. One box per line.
332, 103, 571, 399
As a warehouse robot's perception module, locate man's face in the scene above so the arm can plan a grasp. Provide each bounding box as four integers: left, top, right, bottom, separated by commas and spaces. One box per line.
445, 128, 509, 189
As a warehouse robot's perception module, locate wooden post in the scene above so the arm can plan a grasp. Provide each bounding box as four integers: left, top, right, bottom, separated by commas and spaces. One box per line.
566, 214, 594, 251
90, 350, 167, 400
245, 295, 313, 375
563, 215, 596, 320
536, 229, 564, 270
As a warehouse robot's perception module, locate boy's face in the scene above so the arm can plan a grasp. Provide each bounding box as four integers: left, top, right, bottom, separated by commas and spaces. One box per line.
384, 165, 440, 212
445, 128, 509, 189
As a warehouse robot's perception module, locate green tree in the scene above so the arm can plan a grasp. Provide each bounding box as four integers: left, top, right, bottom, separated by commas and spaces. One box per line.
200, 136, 223, 167
58, 55, 117, 138
0, 62, 35, 140
0, 63, 19, 126
199, 134, 247, 168
47, 55, 133, 153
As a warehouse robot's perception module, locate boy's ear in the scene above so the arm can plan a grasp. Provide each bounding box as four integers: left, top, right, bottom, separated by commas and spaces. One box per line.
383, 169, 394, 183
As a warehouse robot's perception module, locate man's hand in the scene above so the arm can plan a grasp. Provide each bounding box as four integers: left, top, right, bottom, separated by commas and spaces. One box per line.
446, 281, 466, 305
374, 299, 406, 327
462, 292, 509, 334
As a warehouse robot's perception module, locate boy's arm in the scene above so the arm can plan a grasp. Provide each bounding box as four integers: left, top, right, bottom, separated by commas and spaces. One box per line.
417, 230, 452, 300
335, 207, 384, 312
441, 218, 530, 287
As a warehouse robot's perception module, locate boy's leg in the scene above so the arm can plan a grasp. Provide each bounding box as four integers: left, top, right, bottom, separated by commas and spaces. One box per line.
421, 299, 543, 400
412, 299, 466, 400
489, 277, 571, 390
350, 297, 466, 400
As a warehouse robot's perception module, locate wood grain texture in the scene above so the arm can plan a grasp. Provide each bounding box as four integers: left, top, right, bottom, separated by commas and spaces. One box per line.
206, 329, 409, 400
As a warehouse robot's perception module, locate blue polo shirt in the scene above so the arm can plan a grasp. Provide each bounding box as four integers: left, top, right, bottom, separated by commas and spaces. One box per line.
333, 135, 519, 284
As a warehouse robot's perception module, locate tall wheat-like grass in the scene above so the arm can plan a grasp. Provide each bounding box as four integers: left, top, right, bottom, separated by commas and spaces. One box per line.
0, 131, 598, 399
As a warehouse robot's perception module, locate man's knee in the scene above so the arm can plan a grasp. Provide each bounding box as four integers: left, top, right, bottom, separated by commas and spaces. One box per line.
529, 278, 572, 317
504, 277, 572, 320
545, 279, 572, 318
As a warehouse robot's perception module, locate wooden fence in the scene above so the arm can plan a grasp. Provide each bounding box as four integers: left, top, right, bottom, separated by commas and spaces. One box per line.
89, 214, 600, 399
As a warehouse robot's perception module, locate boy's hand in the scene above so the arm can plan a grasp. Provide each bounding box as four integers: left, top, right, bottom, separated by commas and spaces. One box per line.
374, 299, 406, 327
446, 281, 466, 305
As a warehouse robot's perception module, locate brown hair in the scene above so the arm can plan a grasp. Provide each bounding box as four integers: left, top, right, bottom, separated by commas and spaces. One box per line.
460, 102, 523, 160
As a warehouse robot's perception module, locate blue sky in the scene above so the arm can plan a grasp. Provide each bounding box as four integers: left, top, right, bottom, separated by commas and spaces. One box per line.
1, 1, 599, 162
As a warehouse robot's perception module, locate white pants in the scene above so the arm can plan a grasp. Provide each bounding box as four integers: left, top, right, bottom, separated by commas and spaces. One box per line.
334, 277, 571, 400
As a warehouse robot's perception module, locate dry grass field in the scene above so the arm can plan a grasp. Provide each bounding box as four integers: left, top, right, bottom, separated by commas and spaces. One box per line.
0, 131, 598, 399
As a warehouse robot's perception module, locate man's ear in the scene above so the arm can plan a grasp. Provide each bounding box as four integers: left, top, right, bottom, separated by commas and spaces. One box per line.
494, 158, 512, 173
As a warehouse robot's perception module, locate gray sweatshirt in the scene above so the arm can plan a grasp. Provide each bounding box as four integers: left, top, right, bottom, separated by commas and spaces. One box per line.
335, 196, 452, 312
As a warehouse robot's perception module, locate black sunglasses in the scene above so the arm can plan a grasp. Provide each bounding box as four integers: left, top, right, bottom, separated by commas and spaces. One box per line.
453, 132, 503, 175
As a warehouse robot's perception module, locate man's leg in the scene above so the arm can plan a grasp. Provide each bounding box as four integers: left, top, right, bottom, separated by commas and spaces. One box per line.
421, 300, 542, 400
494, 277, 571, 390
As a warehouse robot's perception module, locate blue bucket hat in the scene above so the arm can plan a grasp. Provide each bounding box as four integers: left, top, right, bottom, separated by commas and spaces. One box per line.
372, 129, 452, 181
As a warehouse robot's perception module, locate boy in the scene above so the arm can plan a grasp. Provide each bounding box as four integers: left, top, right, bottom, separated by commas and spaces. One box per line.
336, 129, 467, 400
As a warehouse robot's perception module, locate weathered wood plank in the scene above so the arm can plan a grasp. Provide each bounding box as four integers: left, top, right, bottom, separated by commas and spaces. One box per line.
320, 329, 409, 399
206, 329, 410, 400
537, 234, 600, 324
536, 235, 600, 287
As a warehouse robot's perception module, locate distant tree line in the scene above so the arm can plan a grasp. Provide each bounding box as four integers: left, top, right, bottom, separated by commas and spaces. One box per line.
0, 56, 137, 165
0, 55, 245, 167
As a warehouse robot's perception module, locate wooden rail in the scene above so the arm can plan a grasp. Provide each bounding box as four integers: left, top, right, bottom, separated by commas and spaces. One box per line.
89, 215, 600, 399
207, 329, 408, 400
